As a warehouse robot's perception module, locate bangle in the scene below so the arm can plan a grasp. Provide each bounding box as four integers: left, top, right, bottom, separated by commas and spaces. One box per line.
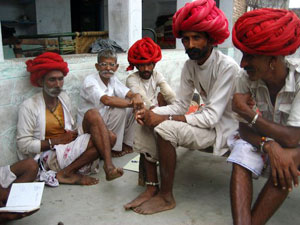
168, 115, 173, 120
48, 139, 54, 151
260, 137, 274, 153
249, 113, 259, 127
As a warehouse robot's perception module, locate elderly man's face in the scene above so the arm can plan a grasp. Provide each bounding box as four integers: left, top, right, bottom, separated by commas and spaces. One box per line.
240, 53, 273, 81
136, 62, 155, 80
42, 70, 64, 97
95, 57, 119, 79
181, 31, 211, 60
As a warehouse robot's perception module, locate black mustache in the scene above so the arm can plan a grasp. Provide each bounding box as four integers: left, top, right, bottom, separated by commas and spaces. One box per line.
186, 48, 202, 55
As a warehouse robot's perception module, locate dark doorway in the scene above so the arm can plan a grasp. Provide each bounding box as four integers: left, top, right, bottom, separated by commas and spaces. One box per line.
71, 0, 104, 32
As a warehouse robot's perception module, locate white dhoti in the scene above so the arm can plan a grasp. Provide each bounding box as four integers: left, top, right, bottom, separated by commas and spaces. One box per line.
42, 133, 99, 175
0, 165, 17, 188
103, 107, 135, 151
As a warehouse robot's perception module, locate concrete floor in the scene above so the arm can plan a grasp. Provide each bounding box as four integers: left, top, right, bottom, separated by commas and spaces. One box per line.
8, 148, 300, 225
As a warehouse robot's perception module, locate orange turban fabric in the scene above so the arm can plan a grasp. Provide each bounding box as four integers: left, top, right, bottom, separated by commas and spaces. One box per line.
26, 52, 69, 87
127, 37, 162, 71
232, 8, 300, 56
172, 0, 229, 45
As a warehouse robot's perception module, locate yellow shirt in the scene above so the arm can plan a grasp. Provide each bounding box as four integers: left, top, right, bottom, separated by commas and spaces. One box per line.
45, 101, 65, 139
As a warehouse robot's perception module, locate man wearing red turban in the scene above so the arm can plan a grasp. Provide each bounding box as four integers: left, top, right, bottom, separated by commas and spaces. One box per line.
18, 52, 124, 186
130, 0, 240, 215
227, 8, 300, 225
124, 37, 176, 210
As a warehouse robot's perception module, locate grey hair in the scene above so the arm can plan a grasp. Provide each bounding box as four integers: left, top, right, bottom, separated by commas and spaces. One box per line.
97, 48, 118, 63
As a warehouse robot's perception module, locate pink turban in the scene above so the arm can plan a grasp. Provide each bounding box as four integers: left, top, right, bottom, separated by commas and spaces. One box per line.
232, 8, 300, 56
172, 0, 229, 45
26, 52, 69, 87
127, 37, 162, 71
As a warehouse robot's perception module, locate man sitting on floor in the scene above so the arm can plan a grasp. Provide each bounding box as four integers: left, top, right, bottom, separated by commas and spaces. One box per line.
77, 48, 144, 157
0, 159, 38, 222
17, 52, 123, 185
228, 8, 300, 225
124, 37, 176, 210
131, 0, 240, 214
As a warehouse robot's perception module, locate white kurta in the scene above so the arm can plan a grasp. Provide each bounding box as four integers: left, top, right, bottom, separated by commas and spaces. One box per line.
153, 49, 240, 156
77, 73, 134, 151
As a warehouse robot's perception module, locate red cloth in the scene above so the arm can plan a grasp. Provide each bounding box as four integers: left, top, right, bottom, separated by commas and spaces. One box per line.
172, 0, 229, 45
127, 37, 162, 71
232, 8, 300, 56
26, 52, 69, 87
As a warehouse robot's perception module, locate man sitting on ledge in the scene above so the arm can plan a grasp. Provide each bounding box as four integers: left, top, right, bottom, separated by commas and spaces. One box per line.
17, 52, 123, 185
228, 8, 300, 225
132, 0, 240, 214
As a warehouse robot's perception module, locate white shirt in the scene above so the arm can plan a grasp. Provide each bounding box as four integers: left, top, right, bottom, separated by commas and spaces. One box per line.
235, 58, 300, 127
77, 73, 130, 125
153, 48, 241, 155
126, 70, 176, 109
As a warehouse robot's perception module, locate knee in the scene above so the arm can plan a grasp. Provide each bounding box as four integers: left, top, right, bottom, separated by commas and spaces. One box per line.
23, 158, 39, 177
84, 109, 104, 125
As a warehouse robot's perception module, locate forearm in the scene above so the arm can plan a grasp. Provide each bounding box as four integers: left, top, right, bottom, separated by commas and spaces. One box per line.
239, 108, 300, 147
101, 96, 132, 108
239, 122, 262, 149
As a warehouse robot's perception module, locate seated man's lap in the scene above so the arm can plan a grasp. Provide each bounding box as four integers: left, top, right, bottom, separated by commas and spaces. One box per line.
154, 120, 216, 150
227, 131, 266, 177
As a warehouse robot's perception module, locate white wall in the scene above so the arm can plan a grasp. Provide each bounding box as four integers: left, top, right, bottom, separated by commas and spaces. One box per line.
35, 0, 71, 34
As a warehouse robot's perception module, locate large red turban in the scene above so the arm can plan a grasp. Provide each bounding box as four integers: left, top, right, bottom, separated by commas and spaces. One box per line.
232, 8, 300, 56
26, 52, 69, 87
172, 0, 229, 45
127, 37, 162, 71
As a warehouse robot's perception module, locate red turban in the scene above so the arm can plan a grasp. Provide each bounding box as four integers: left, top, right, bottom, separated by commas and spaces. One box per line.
26, 52, 69, 87
127, 37, 162, 71
232, 8, 300, 56
172, 0, 229, 45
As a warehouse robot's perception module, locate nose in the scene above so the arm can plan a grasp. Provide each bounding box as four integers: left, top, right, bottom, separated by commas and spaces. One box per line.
55, 79, 63, 87
144, 64, 152, 71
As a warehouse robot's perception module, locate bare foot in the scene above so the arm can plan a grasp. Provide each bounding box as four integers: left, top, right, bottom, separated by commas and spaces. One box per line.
56, 171, 99, 185
122, 144, 133, 155
111, 150, 125, 158
133, 193, 176, 215
103, 166, 124, 181
124, 186, 158, 210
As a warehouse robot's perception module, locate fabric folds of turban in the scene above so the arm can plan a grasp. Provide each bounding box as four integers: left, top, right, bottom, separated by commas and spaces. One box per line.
232, 8, 300, 56
127, 37, 162, 71
172, 0, 229, 45
26, 52, 69, 87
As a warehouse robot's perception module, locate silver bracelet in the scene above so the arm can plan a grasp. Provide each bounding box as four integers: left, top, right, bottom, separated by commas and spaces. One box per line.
248, 113, 259, 127
48, 139, 54, 151
145, 181, 159, 186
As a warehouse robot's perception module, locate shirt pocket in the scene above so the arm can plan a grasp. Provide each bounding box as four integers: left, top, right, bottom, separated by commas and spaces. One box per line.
279, 103, 292, 124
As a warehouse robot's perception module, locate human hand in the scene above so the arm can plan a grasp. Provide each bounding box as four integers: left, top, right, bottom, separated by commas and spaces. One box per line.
264, 141, 300, 191
143, 110, 165, 128
53, 130, 78, 145
0, 209, 39, 222
131, 93, 144, 111
135, 108, 145, 125
232, 93, 256, 117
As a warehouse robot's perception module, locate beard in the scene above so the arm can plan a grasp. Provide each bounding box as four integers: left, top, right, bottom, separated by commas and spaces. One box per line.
139, 70, 153, 80
44, 85, 63, 97
99, 70, 114, 79
185, 45, 210, 60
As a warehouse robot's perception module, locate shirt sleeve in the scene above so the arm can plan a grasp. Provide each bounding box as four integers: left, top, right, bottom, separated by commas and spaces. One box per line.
185, 63, 240, 128
80, 76, 104, 107
156, 72, 176, 104
153, 62, 195, 115
126, 74, 153, 108
16, 104, 41, 155
114, 76, 130, 99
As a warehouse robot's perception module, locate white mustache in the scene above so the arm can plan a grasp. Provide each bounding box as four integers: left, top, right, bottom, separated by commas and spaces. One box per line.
100, 70, 114, 75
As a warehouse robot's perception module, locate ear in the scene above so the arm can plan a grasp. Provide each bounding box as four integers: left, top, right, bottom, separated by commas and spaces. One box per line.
152, 63, 156, 69
115, 63, 119, 71
95, 63, 100, 71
